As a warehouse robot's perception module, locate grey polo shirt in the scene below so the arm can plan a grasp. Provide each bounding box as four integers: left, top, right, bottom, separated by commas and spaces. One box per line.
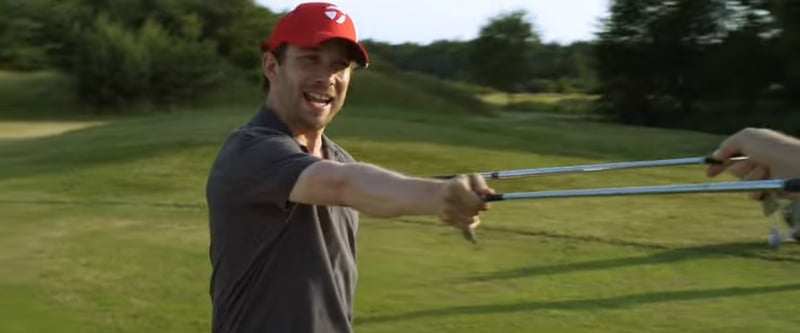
205, 106, 359, 333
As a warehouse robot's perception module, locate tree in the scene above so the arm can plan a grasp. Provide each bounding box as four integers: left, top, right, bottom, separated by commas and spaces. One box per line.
774, 0, 800, 104
593, 0, 661, 124
593, 0, 782, 125
469, 10, 540, 103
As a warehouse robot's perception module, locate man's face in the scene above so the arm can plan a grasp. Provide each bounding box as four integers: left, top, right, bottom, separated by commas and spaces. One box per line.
264, 39, 354, 131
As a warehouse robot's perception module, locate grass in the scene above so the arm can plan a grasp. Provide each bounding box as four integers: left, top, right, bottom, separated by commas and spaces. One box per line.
480, 92, 600, 117
2, 71, 800, 332
0, 121, 104, 139
481, 92, 598, 105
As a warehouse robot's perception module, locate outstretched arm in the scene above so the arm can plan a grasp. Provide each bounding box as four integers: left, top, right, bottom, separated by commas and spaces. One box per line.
290, 160, 493, 230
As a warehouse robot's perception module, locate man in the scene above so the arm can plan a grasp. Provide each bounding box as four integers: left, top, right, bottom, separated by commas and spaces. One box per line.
205, 2, 494, 333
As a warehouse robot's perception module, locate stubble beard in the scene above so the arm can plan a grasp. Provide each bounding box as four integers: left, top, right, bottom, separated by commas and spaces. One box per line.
272, 71, 342, 132
292, 112, 327, 131
287, 101, 336, 131
271, 87, 332, 132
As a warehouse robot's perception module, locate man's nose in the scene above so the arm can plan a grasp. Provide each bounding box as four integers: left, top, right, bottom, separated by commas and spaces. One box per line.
312, 65, 336, 85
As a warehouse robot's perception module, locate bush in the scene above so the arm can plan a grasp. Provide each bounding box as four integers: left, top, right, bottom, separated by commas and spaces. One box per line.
138, 16, 226, 106
70, 15, 150, 108
68, 15, 226, 110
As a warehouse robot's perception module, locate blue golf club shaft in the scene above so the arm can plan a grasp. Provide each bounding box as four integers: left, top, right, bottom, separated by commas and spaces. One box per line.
454, 155, 749, 243
438, 155, 747, 180
482, 178, 800, 202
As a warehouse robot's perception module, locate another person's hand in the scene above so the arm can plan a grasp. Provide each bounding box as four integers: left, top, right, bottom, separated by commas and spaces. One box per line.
707, 128, 800, 200
437, 174, 494, 232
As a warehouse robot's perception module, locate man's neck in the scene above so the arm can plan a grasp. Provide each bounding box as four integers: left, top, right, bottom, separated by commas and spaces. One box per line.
293, 130, 324, 158
265, 98, 325, 158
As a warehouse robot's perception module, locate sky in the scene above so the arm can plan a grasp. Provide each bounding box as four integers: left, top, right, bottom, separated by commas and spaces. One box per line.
256, 0, 611, 45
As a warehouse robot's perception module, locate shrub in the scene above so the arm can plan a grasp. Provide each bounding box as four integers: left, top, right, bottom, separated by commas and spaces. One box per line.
68, 14, 226, 110
71, 14, 150, 108
138, 16, 225, 106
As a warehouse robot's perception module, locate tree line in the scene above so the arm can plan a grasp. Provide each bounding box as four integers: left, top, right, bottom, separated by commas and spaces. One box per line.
361, 29, 597, 96
0, 0, 278, 109
365, 0, 800, 134
1, 0, 798, 134
0, 1, 594, 109
594, 0, 800, 133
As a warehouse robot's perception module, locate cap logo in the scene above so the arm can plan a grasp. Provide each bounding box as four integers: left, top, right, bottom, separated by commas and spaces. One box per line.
324, 5, 347, 24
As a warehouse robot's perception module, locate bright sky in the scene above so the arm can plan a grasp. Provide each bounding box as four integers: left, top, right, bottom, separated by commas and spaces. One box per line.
256, 0, 610, 45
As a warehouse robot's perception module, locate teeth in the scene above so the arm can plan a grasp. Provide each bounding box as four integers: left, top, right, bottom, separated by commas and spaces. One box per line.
306, 92, 331, 103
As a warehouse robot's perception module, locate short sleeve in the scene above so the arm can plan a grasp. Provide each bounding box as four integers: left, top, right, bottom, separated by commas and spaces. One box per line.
207, 128, 321, 208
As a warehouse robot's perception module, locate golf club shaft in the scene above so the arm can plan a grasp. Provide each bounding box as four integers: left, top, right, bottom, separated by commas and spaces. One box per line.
482, 178, 800, 202
449, 154, 746, 243
437, 155, 748, 180
462, 178, 797, 244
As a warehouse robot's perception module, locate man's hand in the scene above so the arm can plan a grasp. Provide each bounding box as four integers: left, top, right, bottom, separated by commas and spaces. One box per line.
707, 127, 800, 200
720, 158, 771, 201
437, 174, 495, 233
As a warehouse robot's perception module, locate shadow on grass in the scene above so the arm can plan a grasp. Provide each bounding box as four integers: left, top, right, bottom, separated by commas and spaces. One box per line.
354, 282, 800, 325
393, 218, 800, 264
463, 241, 800, 284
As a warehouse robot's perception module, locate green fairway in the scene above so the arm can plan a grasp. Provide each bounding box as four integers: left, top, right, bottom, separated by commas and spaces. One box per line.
2, 72, 800, 332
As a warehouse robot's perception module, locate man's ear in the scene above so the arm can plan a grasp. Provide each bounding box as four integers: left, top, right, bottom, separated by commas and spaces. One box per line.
262, 52, 279, 82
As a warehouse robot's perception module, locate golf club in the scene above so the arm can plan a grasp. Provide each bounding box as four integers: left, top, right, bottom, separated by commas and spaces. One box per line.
449, 155, 779, 245
480, 178, 800, 201
458, 177, 799, 245
447, 155, 746, 244
437, 155, 748, 180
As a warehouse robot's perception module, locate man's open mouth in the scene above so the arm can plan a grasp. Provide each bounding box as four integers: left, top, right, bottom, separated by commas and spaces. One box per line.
304, 92, 333, 106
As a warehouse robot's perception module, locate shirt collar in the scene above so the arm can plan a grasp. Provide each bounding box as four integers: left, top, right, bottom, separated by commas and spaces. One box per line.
248, 105, 342, 160
248, 105, 293, 136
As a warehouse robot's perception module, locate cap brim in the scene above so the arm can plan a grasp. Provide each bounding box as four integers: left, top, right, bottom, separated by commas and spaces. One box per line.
348, 42, 369, 68
260, 34, 369, 68
313, 33, 369, 68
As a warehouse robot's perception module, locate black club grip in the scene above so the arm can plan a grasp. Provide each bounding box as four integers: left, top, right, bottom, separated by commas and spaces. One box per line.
704, 154, 745, 165
481, 193, 504, 202
784, 178, 800, 192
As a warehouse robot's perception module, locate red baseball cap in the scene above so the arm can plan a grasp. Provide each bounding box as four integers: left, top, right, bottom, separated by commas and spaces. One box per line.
261, 2, 369, 67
